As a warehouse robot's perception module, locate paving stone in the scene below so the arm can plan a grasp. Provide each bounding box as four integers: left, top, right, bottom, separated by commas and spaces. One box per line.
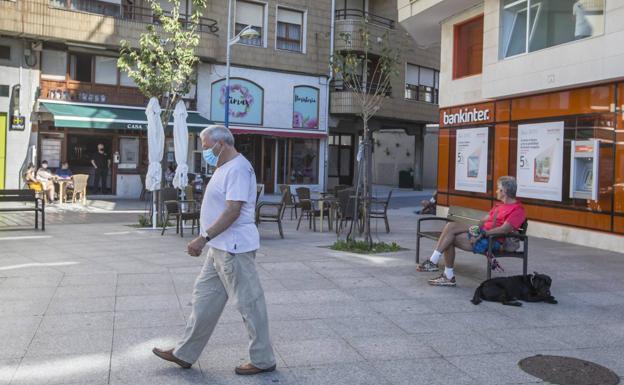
322, 315, 407, 339
275, 339, 364, 367
11, 352, 110, 385
0, 299, 50, 317
114, 309, 186, 330
28, 329, 113, 357
413, 331, 507, 357
201, 368, 299, 385
447, 352, 542, 384
293, 362, 391, 385
53, 284, 117, 299
346, 335, 440, 361
373, 358, 477, 385
330, 277, 390, 289
270, 319, 338, 342
367, 299, 436, 315
0, 359, 19, 385
115, 294, 181, 312
47, 296, 115, 315
38, 312, 114, 334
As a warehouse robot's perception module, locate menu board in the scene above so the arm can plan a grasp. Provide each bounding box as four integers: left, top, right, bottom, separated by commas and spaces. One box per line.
41, 138, 62, 168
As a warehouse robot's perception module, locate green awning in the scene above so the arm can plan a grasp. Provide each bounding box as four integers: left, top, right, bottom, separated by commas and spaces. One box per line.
39, 101, 213, 131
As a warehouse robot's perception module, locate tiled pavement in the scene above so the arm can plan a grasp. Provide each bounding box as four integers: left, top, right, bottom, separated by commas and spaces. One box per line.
0, 201, 623, 385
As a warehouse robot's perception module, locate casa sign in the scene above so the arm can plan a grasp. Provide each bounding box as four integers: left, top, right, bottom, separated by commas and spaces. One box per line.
442, 107, 491, 126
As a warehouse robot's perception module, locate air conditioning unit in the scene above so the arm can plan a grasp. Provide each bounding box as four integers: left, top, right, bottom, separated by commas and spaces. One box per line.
30, 41, 43, 52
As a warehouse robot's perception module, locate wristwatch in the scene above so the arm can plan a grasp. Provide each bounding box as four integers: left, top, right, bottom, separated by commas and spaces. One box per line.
204, 233, 211, 242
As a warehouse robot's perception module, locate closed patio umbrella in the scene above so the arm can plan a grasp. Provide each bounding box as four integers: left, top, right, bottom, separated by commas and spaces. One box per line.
145, 97, 164, 228
172, 100, 189, 191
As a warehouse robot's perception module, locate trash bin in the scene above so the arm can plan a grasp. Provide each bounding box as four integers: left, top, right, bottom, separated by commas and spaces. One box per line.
398, 170, 414, 189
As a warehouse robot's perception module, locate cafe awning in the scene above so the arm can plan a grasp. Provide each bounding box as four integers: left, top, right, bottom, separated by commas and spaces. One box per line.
229, 126, 328, 139
38, 100, 213, 131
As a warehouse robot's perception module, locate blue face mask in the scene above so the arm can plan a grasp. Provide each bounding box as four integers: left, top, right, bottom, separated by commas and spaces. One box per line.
202, 144, 220, 167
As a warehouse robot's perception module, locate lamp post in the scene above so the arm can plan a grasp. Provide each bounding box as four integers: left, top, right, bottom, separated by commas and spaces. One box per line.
225, 0, 260, 127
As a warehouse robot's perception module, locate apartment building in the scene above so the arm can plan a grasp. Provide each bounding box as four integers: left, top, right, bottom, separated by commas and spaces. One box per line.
329, 0, 440, 189
399, 0, 623, 249
0, 0, 331, 195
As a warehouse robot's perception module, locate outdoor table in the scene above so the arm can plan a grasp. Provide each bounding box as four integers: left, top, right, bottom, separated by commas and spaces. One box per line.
311, 196, 337, 232
56, 178, 72, 204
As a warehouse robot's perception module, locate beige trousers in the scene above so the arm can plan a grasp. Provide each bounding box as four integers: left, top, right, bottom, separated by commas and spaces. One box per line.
174, 247, 275, 368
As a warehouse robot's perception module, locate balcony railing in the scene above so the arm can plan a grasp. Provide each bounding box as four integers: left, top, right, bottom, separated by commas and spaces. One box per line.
331, 79, 392, 97
405, 84, 438, 104
50, 0, 219, 35
335, 9, 395, 29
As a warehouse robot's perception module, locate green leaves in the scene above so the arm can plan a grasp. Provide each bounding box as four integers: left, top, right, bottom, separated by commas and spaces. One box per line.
117, 0, 206, 108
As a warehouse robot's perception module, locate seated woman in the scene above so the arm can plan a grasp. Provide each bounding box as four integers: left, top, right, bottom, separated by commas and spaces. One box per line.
24, 163, 42, 190
416, 176, 526, 287
35, 160, 57, 203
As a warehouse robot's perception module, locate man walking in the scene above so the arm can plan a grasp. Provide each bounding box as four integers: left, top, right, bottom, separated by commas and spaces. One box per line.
91, 143, 110, 193
153, 125, 276, 375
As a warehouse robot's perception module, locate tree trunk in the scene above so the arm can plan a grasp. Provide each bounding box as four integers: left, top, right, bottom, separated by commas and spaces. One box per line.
362, 121, 373, 247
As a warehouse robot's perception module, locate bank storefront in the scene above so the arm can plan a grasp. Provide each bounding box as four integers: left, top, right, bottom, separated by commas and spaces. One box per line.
198, 65, 328, 193
437, 82, 624, 243
35, 100, 212, 197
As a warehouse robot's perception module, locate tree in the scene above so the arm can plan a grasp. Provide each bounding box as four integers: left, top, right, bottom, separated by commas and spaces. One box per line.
117, 0, 207, 135
331, 25, 401, 247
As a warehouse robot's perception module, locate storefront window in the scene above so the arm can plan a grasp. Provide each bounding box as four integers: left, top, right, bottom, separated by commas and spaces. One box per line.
289, 139, 319, 184
501, 0, 605, 58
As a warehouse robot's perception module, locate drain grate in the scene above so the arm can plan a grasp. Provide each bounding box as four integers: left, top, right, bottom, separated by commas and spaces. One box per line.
518, 355, 620, 385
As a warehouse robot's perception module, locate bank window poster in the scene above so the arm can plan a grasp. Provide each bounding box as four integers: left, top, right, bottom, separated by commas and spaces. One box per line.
293, 86, 319, 129
516, 121, 564, 202
454, 126, 489, 193
210, 78, 263, 125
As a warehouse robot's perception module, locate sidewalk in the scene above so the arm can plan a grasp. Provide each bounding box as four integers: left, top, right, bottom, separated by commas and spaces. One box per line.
0, 205, 623, 384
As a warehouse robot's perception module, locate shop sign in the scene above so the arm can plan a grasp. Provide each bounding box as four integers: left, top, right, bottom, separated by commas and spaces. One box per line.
210, 78, 263, 125
10, 115, 25, 131
516, 121, 564, 202
454, 127, 488, 193
126, 123, 146, 130
293, 86, 319, 129
443, 107, 490, 126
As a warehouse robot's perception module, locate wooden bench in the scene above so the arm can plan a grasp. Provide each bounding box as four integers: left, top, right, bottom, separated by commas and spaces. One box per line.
416, 206, 528, 279
0, 189, 46, 231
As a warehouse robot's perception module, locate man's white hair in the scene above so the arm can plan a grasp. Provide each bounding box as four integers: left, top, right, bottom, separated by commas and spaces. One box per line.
200, 125, 235, 146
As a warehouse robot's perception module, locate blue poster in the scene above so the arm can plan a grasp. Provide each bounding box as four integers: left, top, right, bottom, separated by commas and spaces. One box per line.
293, 86, 319, 129
210, 78, 263, 125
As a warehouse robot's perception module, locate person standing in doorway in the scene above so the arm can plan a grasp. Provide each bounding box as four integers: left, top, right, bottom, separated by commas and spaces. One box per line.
153, 125, 276, 375
91, 143, 110, 193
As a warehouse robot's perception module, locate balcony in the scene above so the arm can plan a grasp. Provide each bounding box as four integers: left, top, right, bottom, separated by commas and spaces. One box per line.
335, 9, 395, 30
330, 79, 392, 97
49, 0, 219, 35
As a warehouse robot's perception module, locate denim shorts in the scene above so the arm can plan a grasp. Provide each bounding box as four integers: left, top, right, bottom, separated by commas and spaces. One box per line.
467, 233, 502, 254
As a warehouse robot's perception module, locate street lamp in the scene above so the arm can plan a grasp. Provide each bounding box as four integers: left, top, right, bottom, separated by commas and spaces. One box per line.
225, 0, 260, 127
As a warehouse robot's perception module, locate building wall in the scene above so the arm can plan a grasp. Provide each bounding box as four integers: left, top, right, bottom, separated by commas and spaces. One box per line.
371, 130, 414, 186
0, 38, 39, 189
438, 5, 484, 108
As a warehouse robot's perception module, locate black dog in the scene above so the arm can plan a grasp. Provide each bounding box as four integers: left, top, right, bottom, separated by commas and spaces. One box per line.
471, 272, 558, 306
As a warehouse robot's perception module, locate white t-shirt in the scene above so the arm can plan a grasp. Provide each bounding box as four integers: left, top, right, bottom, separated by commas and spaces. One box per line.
200, 154, 259, 253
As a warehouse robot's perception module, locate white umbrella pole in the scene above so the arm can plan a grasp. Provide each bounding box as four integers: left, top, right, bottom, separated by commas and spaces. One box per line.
152, 193, 157, 229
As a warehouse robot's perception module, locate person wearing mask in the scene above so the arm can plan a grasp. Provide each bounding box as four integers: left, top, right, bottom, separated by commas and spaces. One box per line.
35, 160, 57, 203
152, 125, 276, 375
91, 144, 110, 194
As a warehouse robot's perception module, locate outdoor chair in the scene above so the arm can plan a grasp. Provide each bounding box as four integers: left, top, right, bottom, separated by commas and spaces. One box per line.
69, 174, 89, 204
161, 199, 200, 237
335, 188, 362, 234
370, 189, 393, 233
278, 184, 298, 220
295, 187, 330, 231
255, 189, 287, 238
139, 174, 148, 201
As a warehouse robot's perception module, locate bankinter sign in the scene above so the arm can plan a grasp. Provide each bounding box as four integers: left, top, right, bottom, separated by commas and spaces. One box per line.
442, 107, 491, 126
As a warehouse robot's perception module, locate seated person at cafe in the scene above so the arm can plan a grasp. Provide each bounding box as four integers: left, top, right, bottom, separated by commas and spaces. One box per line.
56, 162, 73, 178
165, 165, 175, 187
24, 163, 42, 191
416, 176, 526, 287
35, 160, 57, 203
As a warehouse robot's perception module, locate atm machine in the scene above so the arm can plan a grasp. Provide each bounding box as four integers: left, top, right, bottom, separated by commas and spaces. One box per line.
569, 139, 599, 200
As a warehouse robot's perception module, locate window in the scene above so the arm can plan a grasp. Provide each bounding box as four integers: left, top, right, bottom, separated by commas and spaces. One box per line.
235, 1, 264, 46
405, 64, 439, 103
501, 0, 605, 58
94, 56, 118, 85
41, 50, 67, 80
119, 71, 137, 87
290, 139, 319, 184
0, 45, 10, 60
69, 53, 93, 82
277, 8, 304, 52
453, 15, 483, 79
0, 85, 9, 97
